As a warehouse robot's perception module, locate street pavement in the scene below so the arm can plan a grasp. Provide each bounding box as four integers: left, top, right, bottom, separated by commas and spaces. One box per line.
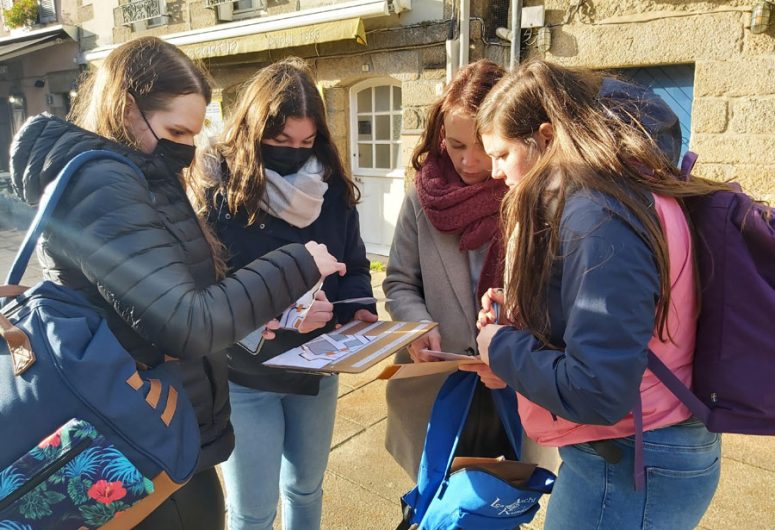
1, 228, 772, 529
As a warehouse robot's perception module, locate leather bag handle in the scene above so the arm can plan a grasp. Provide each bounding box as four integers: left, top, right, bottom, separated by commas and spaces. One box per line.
0, 313, 35, 375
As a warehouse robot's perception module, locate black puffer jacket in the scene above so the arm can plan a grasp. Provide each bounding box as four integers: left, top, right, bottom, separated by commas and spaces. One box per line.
10, 114, 321, 469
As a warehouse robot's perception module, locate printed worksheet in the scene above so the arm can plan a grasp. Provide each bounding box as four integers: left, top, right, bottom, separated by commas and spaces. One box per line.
278, 282, 322, 331
238, 281, 322, 354
298, 332, 376, 363
263, 320, 437, 373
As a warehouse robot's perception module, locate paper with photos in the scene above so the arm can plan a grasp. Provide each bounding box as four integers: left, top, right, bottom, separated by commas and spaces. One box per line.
238, 281, 322, 354
263, 320, 437, 373
278, 281, 322, 331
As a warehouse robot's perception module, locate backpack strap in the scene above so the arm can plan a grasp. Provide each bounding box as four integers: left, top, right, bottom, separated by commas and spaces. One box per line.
632, 351, 713, 491
5, 150, 143, 286
491, 384, 523, 460
647, 351, 711, 424
679, 150, 698, 181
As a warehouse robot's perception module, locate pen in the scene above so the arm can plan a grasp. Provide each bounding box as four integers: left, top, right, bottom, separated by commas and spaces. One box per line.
492, 302, 501, 324
331, 297, 392, 305
491, 287, 504, 324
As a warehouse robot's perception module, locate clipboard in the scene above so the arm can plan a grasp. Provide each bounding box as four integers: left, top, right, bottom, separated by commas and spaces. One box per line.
377, 357, 482, 380
262, 320, 438, 374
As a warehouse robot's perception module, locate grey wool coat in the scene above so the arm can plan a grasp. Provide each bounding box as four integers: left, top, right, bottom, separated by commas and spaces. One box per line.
383, 186, 559, 480
383, 186, 482, 479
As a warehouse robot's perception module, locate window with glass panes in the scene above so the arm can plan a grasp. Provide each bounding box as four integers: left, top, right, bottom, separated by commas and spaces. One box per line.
354, 84, 402, 173
234, 0, 262, 11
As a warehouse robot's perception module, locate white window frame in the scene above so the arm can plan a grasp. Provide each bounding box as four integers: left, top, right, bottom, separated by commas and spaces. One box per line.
38, 0, 57, 23
231, 0, 267, 19
349, 78, 404, 178
145, 17, 165, 28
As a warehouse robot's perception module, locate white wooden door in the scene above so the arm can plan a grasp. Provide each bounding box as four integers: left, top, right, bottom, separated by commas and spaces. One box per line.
355, 174, 405, 256
350, 81, 404, 256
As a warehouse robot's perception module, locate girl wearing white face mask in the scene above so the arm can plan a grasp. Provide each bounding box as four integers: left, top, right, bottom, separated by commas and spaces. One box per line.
187, 57, 376, 530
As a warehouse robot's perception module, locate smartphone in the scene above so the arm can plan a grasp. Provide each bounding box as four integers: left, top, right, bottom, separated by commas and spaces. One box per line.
420, 349, 478, 361
238, 325, 266, 355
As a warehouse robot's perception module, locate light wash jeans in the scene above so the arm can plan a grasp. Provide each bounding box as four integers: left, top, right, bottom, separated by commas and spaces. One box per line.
220, 375, 339, 530
544, 418, 721, 530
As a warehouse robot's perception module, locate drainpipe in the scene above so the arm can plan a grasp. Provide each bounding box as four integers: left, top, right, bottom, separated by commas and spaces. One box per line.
445, 16, 459, 83
510, 0, 522, 70
459, 0, 469, 69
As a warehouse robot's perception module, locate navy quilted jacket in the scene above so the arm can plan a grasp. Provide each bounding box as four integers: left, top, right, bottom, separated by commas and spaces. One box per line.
9, 114, 321, 469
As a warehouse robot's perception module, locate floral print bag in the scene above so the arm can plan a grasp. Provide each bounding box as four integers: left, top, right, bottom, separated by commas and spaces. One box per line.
1, 151, 201, 530
0, 419, 153, 530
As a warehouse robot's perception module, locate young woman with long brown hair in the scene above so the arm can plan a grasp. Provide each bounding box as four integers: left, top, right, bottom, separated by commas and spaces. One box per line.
469, 59, 726, 529
383, 59, 558, 480
9, 37, 343, 529
187, 57, 376, 530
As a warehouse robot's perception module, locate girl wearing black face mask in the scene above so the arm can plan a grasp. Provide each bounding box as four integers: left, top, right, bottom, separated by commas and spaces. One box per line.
187, 57, 376, 530
135, 98, 198, 176
9, 38, 344, 530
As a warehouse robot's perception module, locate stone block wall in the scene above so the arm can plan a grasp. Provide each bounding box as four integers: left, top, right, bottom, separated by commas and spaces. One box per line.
520, 0, 775, 201
311, 44, 447, 188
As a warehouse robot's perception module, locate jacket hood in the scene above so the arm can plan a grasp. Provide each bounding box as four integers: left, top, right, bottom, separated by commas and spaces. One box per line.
599, 78, 683, 166
9, 113, 162, 206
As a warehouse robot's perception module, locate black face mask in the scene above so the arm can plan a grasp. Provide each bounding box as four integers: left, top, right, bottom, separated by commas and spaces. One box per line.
153, 138, 196, 175
138, 107, 196, 175
261, 144, 313, 176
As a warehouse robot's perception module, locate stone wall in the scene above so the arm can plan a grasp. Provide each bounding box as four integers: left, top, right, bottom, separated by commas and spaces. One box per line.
311, 44, 448, 189
205, 19, 455, 188
519, 0, 775, 201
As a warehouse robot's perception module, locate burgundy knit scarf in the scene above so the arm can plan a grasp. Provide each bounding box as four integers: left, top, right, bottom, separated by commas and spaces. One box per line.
415, 152, 508, 300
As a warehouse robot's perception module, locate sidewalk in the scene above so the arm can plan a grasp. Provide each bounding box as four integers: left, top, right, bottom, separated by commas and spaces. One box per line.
329, 270, 775, 530
1, 227, 773, 529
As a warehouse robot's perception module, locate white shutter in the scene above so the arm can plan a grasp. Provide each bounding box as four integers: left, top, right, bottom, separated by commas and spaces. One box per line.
38, 0, 57, 23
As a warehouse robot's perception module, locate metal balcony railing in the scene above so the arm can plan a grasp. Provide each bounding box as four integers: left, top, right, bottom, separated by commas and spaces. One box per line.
204, 0, 232, 7
119, 0, 166, 26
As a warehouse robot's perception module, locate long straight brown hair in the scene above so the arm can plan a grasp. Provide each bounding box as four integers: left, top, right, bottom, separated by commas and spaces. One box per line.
188, 57, 357, 227
477, 60, 730, 346
411, 59, 505, 171
69, 36, 212, 150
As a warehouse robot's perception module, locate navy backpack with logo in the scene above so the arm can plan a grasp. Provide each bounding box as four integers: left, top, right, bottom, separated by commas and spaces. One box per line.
398, 371, 555, 530
0, 151, 200, 529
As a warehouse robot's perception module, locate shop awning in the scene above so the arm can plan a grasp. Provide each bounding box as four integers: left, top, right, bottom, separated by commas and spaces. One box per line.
177, 17, 366, 60
0, 25, 76, 62
83, 0, 399, 65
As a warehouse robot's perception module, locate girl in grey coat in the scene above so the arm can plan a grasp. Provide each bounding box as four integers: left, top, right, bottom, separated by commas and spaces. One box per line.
384, 60, 559, 480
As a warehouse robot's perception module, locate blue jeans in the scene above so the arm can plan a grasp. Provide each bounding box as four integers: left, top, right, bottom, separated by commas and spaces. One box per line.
220, 375, 339, 530
545, 418, 721, 530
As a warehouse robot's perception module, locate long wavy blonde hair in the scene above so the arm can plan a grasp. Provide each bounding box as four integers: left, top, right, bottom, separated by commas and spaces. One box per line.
477, 59, 731, 346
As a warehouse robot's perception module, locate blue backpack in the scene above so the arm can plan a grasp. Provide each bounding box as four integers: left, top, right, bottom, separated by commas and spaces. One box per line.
0, 151, 200, 530
398, 371, 555, 530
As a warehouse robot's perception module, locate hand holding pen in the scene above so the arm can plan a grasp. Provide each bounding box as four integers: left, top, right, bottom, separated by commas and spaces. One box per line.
477, 287, 505, 330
